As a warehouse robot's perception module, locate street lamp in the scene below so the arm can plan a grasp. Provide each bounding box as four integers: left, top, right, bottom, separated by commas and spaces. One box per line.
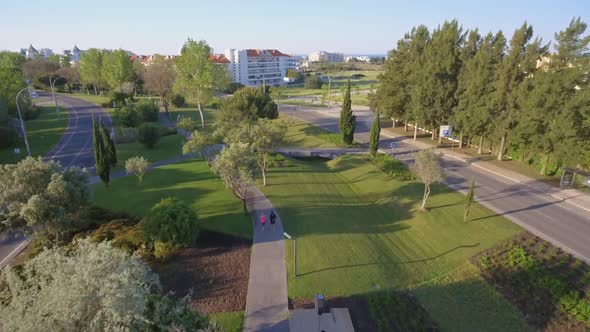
326, 74, 332, 110
16, 87, 32, 157
49, 73, 65, 118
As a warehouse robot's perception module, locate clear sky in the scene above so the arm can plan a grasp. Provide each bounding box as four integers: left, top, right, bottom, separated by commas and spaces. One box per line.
1, 0, 588, 55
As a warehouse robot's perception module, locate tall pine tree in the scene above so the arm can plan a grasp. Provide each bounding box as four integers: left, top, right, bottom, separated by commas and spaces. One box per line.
369, 110, 381, 157
100, 120, 117, 166
339, 79, 356, 145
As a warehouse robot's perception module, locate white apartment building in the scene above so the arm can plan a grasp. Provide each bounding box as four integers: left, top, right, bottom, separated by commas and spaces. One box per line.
216, 49, 298, 86
309, 50, 344, 63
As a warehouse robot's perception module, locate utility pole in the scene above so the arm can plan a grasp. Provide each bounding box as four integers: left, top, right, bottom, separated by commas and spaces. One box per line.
16, 87, 32, 156
49, 73, 65, 118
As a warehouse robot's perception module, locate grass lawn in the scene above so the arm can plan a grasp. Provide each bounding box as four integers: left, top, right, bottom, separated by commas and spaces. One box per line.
0, 106, 68, 164
114, 134, 185, 171
62, 92, 110, 106
261, 155, 529, 330
209, 311, 244, 332
277, 114, 349, 148
92, 159, 252, 239
166, 107, 218, 134
284, 70, 381, 97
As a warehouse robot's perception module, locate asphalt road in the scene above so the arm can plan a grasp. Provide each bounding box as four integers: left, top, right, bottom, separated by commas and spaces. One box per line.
280, 104, 590, 263
1, 93, 112, 269
44, 93, 113, 169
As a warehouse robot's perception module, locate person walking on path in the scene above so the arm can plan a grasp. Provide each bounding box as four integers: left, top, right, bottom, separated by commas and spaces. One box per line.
270, 210, 277, 231
260, 214, 267, 231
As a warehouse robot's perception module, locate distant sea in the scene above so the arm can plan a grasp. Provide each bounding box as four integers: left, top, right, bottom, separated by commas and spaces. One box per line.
294, 54, 387, 58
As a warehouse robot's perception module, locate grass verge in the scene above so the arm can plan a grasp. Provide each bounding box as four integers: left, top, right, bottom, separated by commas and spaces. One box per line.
209, 311, 244, 332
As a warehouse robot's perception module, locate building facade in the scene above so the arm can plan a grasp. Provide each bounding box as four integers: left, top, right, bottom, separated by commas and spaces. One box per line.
217, 49, 297, 86
309, 50, 344, 63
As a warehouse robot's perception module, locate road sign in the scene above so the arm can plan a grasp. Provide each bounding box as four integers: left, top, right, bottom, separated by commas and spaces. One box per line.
439, 125, 452, 138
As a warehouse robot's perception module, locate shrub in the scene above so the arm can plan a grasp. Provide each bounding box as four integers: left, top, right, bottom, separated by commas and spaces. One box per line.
153, 241, 180, 260
0, 125, 17, 149
136, 101, 159, 123
369, 153, 415, 181
304, 74, 323, 89
125, 156, 150, 184
137, 123, 161, 149
143, 197, 199, 247
109, 91, 127, 107
171, 94, 186, 108
177, 117, 197, 132
114, 126, 138, 143
223, 82, 245, 94
114, 106, 139, 127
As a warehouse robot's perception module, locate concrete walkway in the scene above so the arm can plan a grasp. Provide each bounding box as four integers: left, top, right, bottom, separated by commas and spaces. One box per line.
244, 186, 289, 332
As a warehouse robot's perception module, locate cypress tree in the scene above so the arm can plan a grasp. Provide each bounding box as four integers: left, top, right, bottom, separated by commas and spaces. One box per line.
369, 110, 381, 157
464, 177, 475, 222
100, 120, 117, 166
339, 79, 356, 145
93, 118, 110, 186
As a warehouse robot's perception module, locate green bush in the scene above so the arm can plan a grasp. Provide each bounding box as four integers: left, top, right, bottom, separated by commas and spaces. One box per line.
171, 94, 186, 108
0, 125, 17, 149
143, 197, 199, 247
154, 241, 180, 260
223, 82, 245, 94
369, 153, 415, 181
114, 127, 138, 144
114, 106, 139, 127
136, 101, 159, 123
137, 123, 161, 149
304, 75, 323, 89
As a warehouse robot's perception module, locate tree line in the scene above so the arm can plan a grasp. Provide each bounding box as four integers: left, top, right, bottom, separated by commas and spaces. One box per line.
373, 17, 590, 175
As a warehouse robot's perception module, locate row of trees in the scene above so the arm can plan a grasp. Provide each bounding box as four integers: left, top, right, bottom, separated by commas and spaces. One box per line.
373, 18, 590, 175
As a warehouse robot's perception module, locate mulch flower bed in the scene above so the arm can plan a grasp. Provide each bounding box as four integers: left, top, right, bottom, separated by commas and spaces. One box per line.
471, 231, 590, 331
153, 231, 251, 314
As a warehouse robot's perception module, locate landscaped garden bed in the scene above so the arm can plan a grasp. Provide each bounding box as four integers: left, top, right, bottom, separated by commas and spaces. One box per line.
472, 231, 590, 331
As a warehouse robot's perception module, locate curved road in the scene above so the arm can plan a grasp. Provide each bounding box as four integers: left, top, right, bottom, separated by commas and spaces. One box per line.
1, 93, 112, 269
280, 104, 590, 263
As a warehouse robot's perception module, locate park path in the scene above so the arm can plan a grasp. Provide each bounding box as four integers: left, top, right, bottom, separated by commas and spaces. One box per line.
243, 186, 290, 332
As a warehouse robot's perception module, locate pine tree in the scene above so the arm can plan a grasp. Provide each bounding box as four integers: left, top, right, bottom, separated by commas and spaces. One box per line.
100, 120, 117, 166
339, 79, 356, 145
369, 110, 381, 157
464, 177, 475, 222
93, 118, 110, 186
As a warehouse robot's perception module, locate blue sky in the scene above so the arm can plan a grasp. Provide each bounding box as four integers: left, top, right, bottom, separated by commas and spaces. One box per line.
1, 0, 588, 55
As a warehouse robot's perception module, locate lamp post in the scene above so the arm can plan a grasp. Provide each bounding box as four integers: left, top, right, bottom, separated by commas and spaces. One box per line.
16, 87, 32, 157
49, 73, 65, 118
326, 75, 332, 110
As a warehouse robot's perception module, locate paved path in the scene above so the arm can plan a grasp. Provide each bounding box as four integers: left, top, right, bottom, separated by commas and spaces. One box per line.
244, 186, 289, 332
280, 105, 590, 263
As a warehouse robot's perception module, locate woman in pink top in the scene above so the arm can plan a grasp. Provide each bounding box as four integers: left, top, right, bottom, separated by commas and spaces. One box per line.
260, 214, 267, 231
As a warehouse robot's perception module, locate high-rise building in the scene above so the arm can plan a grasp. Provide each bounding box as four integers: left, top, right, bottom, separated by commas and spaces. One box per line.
309, 51, 344, 63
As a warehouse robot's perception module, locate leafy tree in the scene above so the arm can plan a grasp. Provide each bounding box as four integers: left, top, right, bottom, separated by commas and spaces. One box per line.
223, 82, 245, 94
113, 105, 140, 127
339, 79, 356, 145
304, 74, 323, 89
79, 48, 104, 95
411, 149, 444, 210
93, 118, 110, 186
174, 39, 217, 128
0, 157, 89, 240
182, 130, 215, 166
369, 110, 381, 156
0, 52, 27, 116
102, 49, 134, 92
492, 23, 548, 161
56, 66, 79, 93
100, 120, 117, 166
125, 156, 150, 184
22, 57, 60, 88
211, 143, 257, 209
249, 119, 285, 186
143, 197, 199, 247
143, 55, 176, 114
464, 177, 475, 221
137, 123, 161, 149
270, 85, 285, 111
136, 100, 159, 122
0, 239, 208, 331
177, 116, 197, 132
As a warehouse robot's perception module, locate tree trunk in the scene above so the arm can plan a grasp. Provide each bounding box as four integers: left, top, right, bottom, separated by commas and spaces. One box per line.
467, 137, 472, 148
262, 167, 267, 186
421, 184, 430, 210
404, 121, 408, 132
391, 118, 396, 128
438, 132, 443, 144
431, 128, 436, 140
93, 84, 98, 95
414, 123, 418, 140
540, 152, 550, 176
197, 99, 205, 129
497, 133, 506, 161
459, 133, 463, 149
477, 137, 483, 155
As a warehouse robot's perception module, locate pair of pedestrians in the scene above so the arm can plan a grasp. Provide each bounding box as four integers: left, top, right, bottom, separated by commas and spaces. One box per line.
260, 210, 277, 231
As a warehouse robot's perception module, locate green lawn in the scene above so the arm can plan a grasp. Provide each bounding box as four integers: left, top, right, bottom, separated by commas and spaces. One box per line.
277, 114, 349, 148
92, 159, 252, 239
0, 106, 68, 164
261, 155, 528, 330
167, 107, 218, 134
209, 311, 244, 332
114, 134, 185, 171
62, 92, 110, 106
283, 70, 381, 97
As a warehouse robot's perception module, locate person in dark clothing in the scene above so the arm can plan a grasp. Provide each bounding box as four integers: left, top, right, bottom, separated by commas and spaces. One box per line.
269, 210, 277, 231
